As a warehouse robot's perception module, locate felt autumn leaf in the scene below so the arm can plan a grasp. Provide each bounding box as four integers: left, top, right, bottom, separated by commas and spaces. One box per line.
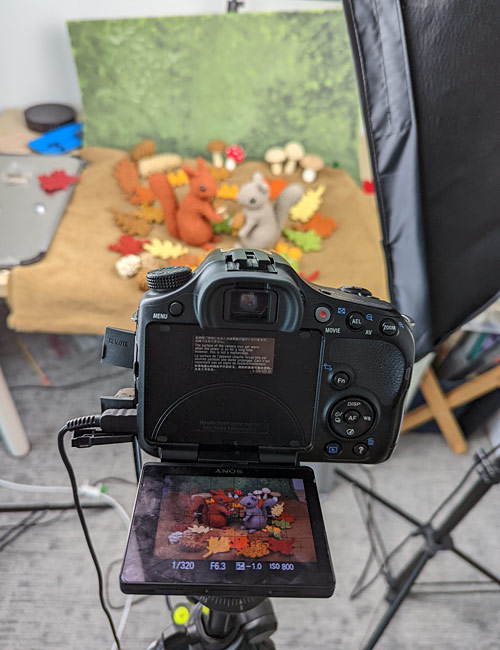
237, 540, 270, 558
130, 186, 156, 205
273, 519, 292, 530
267, 538, 295, 555
187, 524, 211, 534
114, 158, 139, 196
265, 177, 288, 200
280, 514, 296, 523
230, 536, 250, 552
270, 502, 284, 518
283, 228, 322, 252
274, 241, 303, 261
134, 204, 164, 223
111, 207, 152, 237
38, 170, 80, 193
209, 165, 231, 181
289, 186, 325, 222
109, 234, 150, 256
143, 238, 188, 260
293, 212, 337, 238
217, 183, 239, 200
167, 168, 189, 187
212, 217, 232, 235
202, 536, 232, 558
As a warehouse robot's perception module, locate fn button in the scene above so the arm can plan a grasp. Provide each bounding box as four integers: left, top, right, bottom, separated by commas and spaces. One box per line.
332, 372, 350, 389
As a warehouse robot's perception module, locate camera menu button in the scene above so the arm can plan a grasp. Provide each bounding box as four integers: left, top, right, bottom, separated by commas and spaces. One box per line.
168, 301, 184, 316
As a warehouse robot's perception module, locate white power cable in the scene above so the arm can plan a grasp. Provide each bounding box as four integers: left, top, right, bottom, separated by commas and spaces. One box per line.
1, 476, 134, 650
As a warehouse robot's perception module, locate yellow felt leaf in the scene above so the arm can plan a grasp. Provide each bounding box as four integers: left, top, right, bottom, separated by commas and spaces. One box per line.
289, 186, 325, 222
167, 169, 189, 187
217, 183, 239, 200
134, 204, 164, 223
143, 238, 188, 260
271, 502, 284, 517
202, 536, 232, 558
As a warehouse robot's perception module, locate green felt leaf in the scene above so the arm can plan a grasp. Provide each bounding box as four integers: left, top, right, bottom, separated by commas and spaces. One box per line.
283, 228, 323, 252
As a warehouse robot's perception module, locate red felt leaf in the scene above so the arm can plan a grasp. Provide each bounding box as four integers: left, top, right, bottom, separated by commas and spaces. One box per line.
108, 234, 150, 256
230, 536, 250, 551
38, 170, 81, 193
279, 514, 296, 523
267, 537, 295, 555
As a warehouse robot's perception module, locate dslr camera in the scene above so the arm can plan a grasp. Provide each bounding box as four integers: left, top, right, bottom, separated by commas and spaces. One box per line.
97, 248, 414, 603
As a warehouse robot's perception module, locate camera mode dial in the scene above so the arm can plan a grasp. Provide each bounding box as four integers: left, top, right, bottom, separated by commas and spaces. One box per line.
146, 266, 192, 291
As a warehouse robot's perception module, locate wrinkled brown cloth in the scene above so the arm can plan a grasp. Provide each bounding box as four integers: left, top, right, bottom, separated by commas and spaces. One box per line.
7, 147, 388, 335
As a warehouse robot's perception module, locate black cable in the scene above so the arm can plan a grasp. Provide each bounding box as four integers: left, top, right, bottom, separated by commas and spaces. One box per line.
58, 423, 122, 650
9, 369, 131, 391
0, 508, 69, 549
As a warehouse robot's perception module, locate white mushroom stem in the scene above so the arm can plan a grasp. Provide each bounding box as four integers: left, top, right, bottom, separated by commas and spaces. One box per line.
302, 168, 318, 183
284, 159, 298, 175
225, 157, 237, 171
270, 162, 283, 175
212, 152, 224, 168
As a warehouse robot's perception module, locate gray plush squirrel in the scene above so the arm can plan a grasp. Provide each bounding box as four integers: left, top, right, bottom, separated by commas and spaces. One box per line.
240, 493, 278, 533
237, 172, 303, 249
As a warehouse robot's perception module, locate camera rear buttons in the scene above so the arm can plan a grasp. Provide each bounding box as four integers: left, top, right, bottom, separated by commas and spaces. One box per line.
380, 319, 398, 336
347, 312, 364, 330
315, 306, 332, 323
332, 372, 350, 389
168, 301, 184, 316
324, 442, 342, 458
352, 443, 368, 456
329, 398, 374, 438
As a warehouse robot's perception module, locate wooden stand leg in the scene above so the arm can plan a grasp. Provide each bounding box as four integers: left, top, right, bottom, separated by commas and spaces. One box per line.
418, 368, 468, 454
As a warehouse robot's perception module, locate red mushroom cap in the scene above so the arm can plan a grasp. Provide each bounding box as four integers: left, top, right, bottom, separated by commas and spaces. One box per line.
225, 144, 246, 163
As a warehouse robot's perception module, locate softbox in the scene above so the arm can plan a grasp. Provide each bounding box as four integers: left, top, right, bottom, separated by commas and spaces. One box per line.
342, 0, 500, 360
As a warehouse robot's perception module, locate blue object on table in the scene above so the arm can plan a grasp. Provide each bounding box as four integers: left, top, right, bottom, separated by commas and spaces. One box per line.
28, 122, 83, 154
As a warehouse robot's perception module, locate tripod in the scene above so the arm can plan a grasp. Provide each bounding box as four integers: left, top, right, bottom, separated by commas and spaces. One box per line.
150, 596, 277, 650
336, 448, 500, 650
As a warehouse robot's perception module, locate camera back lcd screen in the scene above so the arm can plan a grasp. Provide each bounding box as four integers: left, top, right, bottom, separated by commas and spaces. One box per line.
142, 324, 323, 450
120, 463, 335, 598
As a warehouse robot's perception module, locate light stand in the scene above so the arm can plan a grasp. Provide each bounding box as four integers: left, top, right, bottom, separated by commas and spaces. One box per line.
336, 448, 500, 650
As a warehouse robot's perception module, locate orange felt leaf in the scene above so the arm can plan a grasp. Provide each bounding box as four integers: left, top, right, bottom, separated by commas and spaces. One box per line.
114, 158, 139, 196
130, 186, 156, 205
111, 207, 152, 236
202, 536, 232, 558
237, 540, 270, 558
230, 536, 250, 551
279, 514, 296, 523
267, 538, 295, 555
265, 177, 288, 200
293, 212, 337, 238
134, 204, 164, 223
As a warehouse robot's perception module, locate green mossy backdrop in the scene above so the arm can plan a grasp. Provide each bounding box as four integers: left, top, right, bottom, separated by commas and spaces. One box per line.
69, 10, 360, 179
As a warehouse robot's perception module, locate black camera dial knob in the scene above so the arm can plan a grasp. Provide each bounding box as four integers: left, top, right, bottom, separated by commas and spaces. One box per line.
146, 266, 192, 291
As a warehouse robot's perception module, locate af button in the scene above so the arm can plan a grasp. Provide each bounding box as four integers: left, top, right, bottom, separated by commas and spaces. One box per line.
329, 397, 375, 438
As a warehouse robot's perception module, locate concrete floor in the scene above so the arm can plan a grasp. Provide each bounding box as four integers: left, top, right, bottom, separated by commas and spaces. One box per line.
1, 313, 499, 649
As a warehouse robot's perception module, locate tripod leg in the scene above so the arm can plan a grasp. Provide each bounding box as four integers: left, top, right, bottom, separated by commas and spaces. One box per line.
362, 550, 429, 650
452, 547, 500, 586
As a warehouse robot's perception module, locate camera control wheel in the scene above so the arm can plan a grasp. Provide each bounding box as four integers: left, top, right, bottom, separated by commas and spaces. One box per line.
146, 266, 193, 291
329, 397, 375, 438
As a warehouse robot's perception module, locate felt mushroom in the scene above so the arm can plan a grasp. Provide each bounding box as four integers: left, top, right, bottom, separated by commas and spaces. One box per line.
300, 154, 325, 183
225, 144, 246, 170
264, 147, 286, 175
207, 139, 227, 168
261, 488, 271, 495
283, 141, 305, 175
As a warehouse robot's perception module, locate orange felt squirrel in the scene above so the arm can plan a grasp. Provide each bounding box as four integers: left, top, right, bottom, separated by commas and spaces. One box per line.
149, 157, 222, 247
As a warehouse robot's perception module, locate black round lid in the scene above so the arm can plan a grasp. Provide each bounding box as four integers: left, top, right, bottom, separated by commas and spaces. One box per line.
24, 103, 77, 133
146, 266, 193, 291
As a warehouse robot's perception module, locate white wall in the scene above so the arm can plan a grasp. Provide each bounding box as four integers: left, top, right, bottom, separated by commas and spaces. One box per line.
0, 0, 341, 113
